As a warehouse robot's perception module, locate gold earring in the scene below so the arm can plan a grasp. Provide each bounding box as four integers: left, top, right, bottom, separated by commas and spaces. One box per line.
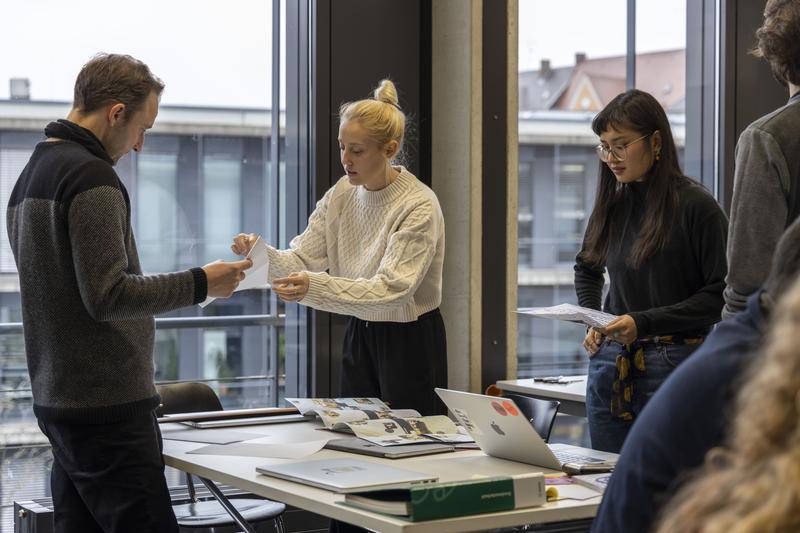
655, 151, 661, 161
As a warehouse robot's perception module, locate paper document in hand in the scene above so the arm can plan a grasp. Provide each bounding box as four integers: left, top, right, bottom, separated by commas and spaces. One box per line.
517, 303, 617, 329
200, 235, 270, 307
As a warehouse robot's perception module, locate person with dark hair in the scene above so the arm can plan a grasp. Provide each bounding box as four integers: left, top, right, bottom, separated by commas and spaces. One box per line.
7, 53, 251, 533
590, 217, 800, 533
723, 0, 800, 318
575, 89, 728, 453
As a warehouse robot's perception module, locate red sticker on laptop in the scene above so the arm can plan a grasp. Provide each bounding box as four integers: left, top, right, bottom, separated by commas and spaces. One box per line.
490, 401, 508, 416
501, 401, 519, 416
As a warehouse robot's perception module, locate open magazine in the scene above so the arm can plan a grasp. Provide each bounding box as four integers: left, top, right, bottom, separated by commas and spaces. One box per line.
285, 397, 410, 429
517, 303, 618, 329
285, 397, 473, 447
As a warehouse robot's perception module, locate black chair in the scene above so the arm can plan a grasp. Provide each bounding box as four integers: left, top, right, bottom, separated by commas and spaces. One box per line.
502, 393, 560, 443
157, 382, 286, 533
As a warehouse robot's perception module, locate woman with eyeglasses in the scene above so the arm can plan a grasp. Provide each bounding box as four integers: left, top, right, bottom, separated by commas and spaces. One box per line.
574, 89, 728, 453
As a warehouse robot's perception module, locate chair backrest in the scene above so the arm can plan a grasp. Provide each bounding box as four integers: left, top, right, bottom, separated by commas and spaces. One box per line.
502, 393, 560, 443
156, 382, 223, 416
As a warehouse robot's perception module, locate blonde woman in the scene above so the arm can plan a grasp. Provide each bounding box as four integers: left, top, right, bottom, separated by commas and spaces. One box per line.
654, 275, 800, 532
232, 79, 447, 415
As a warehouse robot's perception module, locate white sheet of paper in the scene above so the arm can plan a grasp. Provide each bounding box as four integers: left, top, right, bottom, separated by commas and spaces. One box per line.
187, 438, 329, 459
517, 303, 618, 329
200, 236, 270, 307
548, 482, 602, 501
161, 428, 262, 445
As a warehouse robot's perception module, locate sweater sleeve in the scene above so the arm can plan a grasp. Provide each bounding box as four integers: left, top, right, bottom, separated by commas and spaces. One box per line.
629, 202, 728, 336
723, 127, 790, 318
266, 186, 332, 279
300, 201, 440, 316
68, 177, 202, 321
574, 242, 606, 311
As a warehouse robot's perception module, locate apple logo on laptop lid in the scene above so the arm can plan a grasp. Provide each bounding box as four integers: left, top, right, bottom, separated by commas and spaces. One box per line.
490, 421, 506, 436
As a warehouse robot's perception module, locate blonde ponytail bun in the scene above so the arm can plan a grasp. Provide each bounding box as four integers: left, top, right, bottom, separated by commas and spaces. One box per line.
373, 79, 400, 109
339, 79, 406, 161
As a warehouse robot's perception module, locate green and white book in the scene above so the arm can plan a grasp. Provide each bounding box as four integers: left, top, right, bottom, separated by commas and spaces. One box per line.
343, 473, 545, 521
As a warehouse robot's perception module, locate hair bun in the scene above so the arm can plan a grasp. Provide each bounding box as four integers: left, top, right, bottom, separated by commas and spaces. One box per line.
373, 79, 400, 109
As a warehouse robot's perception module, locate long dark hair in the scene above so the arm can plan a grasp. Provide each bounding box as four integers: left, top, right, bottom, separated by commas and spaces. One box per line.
580, 89, 689, 268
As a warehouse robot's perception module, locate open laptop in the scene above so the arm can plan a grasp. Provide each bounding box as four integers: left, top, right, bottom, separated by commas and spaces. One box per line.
435, 388, 617, 471
256, 458, 437, 493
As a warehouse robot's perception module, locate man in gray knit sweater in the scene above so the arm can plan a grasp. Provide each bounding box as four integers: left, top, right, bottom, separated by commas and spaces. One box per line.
7, 54, 251, 532
723, 0, 800, 318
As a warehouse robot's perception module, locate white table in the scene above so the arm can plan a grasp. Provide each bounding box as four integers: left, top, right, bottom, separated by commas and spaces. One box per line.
162, 420, 600, 533
496, 376, 587, 417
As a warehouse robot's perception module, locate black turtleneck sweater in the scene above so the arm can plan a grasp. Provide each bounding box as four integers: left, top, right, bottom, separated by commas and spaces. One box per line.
7, 120, 207, 423
574, 179, 728, 337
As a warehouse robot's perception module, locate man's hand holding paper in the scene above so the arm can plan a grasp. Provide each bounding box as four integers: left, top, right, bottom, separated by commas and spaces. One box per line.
201, 235, 270, 307
202, 259, 252, 298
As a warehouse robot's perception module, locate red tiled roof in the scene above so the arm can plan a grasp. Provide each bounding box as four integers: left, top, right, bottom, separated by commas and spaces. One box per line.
552, 49, 685, 112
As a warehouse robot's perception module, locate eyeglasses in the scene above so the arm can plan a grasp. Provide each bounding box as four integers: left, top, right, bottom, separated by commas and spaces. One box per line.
595, 133, 652, 162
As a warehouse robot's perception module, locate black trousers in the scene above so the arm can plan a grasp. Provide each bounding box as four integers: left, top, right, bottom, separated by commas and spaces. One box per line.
332, 309, 448, 533
340, 308, 448, 415
38, 412, 178, 533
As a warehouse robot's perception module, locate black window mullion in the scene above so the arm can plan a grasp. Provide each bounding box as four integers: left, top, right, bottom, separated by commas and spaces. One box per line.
284, 0, 303, 399
626, 0, 636, 90
481, 0, 509, 390
685, 0, 718, 193
269, 0, 282, 408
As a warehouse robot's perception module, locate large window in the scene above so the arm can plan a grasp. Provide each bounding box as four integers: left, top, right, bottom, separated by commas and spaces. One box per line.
0, 1, 307, 530
517, 0, 696, 378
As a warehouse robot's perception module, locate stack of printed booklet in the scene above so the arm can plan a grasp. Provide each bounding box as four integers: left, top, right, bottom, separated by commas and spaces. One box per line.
285, 397, 474, 446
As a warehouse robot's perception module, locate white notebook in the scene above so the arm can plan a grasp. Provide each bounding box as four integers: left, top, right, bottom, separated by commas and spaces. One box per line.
256, 458, 437, 493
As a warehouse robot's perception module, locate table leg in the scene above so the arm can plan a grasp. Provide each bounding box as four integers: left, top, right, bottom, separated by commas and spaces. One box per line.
198, 476, 258, 533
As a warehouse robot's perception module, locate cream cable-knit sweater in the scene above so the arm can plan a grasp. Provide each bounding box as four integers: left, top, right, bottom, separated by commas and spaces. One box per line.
267, 167, 444, 322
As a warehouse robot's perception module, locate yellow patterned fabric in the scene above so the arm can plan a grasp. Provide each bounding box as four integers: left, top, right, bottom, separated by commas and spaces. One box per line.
610, 335, 704, 420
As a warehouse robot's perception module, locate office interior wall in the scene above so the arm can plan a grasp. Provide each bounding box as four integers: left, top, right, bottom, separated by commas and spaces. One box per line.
431, 0, 482, 392
432, 0, 519, 392
506, 0, 519, 381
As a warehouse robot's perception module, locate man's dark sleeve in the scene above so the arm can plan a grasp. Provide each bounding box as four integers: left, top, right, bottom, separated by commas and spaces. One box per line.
68, 162, 206, 320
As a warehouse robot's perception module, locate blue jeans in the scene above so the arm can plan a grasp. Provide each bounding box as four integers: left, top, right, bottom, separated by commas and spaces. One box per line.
586, 339, 700, 453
